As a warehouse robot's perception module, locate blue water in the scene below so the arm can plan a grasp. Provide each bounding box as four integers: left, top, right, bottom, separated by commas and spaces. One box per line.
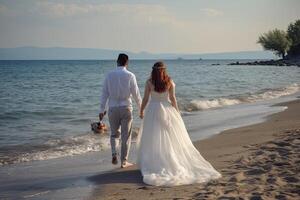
0, 60, 299, 165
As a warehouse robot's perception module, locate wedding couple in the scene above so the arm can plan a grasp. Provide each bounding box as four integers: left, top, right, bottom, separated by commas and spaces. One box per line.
99, 54, 221, 186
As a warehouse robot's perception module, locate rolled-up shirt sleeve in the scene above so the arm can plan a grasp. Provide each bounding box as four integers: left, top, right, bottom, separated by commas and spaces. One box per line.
130, 74, 142, 110
99, 76, 109, 113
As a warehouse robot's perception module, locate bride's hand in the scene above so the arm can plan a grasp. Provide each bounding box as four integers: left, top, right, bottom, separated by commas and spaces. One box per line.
139, 111, 144, 119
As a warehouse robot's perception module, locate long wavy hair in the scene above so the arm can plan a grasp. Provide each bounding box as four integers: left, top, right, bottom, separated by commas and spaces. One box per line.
151, 61, 171, 93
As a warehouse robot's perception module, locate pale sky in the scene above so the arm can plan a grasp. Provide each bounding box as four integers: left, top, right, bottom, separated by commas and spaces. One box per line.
0, 0, 299, 54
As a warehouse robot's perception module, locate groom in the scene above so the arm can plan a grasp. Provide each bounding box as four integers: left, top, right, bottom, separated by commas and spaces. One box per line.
99, 53, 141, 168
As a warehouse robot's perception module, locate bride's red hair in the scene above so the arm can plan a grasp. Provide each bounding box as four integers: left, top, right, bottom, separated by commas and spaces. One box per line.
151, 61, 171, 93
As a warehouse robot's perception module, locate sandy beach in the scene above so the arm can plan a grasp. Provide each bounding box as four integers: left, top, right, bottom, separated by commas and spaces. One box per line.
89, 99, 300, 200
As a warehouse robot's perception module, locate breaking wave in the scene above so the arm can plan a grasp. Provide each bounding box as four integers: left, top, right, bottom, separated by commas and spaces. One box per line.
185, 83, 299, 111
0, 133, 111, 165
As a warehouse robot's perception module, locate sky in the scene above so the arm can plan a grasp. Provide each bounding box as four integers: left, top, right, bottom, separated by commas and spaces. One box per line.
0, 0, 299, 54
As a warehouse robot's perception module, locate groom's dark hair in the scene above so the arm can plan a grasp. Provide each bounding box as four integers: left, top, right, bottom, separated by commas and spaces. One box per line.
117, 53, 129, 66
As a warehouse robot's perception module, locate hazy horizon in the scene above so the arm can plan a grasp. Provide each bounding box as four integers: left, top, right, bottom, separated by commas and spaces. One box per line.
0, 45, 276, 55
0, 46, 277, 60
0, 0, 300, 54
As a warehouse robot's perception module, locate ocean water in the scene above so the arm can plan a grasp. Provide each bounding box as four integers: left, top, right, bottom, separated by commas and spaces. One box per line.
0, 60, 300, 166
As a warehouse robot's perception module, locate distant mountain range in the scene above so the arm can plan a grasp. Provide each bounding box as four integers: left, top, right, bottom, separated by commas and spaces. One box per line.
0, 47, 277, 60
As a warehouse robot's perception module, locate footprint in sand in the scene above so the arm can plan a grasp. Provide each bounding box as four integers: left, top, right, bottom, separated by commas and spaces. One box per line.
245, 168, 265, 175
284, 176, 298, 183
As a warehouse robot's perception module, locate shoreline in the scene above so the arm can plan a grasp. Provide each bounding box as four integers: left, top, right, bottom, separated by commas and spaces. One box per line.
0, 99, 299, 199
90, 99, 300, 200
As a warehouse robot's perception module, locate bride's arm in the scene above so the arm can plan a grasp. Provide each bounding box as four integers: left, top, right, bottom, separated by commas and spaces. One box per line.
169, 81, 179, 112
140, 80, 151, 119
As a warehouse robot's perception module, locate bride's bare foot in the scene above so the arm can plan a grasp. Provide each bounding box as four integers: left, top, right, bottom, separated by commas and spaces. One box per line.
112, 154, 118, 165
121, 161, 133, 168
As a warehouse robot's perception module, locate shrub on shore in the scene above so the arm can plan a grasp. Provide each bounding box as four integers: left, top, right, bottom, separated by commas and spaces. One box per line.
257, 19, 300, 59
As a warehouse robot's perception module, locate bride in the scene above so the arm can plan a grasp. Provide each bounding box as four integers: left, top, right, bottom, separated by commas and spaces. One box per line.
137, 61, 221, 186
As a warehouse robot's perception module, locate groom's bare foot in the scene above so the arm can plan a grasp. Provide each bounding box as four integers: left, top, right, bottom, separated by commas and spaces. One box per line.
121, 161, 133, 168
112, 154, 118, 165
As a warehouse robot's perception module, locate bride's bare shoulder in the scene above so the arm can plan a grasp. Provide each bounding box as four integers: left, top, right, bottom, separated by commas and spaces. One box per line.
170, 79, 176, 87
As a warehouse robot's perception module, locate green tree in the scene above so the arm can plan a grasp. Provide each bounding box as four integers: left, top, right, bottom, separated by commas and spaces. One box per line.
287, 19, 300, 56
257, 29, 291, 59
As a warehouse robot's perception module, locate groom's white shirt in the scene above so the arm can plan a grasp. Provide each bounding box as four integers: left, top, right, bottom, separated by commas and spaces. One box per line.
100, 66, 142, 113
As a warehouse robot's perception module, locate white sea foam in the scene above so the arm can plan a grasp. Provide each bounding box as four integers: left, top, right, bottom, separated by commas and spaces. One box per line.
247, 83, 299, 101
1, 134, 112, 165
189, 98, 241, 110
187, 83, 299, 111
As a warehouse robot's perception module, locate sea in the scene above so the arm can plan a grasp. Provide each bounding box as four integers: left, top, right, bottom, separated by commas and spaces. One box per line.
0, 59, 300, 166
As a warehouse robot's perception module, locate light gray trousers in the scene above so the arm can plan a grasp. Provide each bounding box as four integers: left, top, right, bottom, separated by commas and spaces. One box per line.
108, 106, 133, 163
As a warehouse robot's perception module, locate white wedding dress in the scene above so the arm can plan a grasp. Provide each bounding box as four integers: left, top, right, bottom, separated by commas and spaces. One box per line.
137, 90, 221, 186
